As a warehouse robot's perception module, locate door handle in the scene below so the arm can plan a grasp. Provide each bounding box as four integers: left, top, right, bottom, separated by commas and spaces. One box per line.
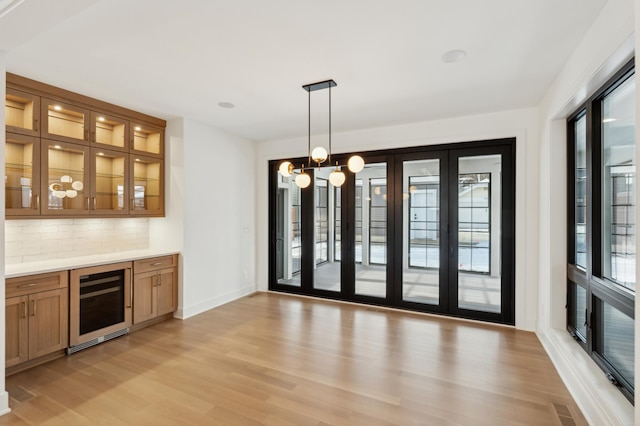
31, 300, 36, 316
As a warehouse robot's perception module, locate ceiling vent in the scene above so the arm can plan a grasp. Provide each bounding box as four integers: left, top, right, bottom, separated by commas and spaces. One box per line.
0, 0, 24, 19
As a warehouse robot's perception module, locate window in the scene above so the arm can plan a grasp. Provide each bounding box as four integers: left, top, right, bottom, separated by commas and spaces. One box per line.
567, 59, 635, 401
369, 178, 387, 265
315, 178, 329, 265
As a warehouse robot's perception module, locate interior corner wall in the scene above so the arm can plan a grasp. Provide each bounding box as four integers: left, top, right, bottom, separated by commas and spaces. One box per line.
256, 107, 540, 331
150, 118, 185, 315
0, 51, 11, 416
535, 0, 635, 424
179, 119, 256, 319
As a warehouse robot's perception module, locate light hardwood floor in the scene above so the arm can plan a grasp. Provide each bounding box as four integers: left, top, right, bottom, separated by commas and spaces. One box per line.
0, 292, 586, 425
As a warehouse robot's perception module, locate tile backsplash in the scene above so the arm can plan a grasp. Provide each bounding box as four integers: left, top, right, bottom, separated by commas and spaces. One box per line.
6, 218, 150, 264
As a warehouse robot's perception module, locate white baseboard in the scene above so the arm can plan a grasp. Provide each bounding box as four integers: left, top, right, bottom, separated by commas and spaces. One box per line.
174, 284, 255, 320
537, 327, 633, 426
0, 390, 10, 416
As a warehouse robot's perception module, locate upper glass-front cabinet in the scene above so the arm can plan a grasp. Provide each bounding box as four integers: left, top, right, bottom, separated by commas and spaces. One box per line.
6, 88, 40, 137
130, 123, 163, 157
92, 148, 129, 215
91, 112, 128, 152
41, 98, 91, 145
5, 133, 40, 216
130, 155, 163, 215
40, 139, 91, 216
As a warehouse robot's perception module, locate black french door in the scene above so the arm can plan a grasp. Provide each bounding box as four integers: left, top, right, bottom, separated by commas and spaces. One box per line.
269, 139, 515, 325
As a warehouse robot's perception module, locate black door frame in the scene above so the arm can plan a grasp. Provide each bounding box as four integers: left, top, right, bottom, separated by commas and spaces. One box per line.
269, 138, 516, 325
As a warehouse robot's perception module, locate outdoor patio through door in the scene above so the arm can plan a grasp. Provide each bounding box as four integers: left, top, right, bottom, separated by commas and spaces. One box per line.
269, 138, 515, 325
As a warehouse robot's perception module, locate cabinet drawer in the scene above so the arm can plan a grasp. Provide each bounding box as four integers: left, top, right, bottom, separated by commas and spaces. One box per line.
133, 255, 177, 274
6, 271, 68, 298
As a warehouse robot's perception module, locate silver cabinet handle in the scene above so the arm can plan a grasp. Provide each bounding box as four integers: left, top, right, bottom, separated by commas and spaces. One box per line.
17, 283, 37, 288
127, 268, 133, 308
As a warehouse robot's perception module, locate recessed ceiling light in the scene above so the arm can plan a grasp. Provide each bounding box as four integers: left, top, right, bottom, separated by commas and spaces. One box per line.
218, 102, 235, 109
98, 116, 105, 122
441, 50, 467, 63
134, 126, 142, 131
53, 105, 62, 111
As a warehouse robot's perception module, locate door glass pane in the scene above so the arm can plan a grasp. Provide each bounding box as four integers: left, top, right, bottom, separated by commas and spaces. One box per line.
47, 145, 86, 210
94, 114, 126, 149
355, 163, 387, 297
575, 114, 587, 269
458, 155, 501, 313
132, 157, 161, 212
276, 169, 301, 287
314, 169, 339, 292
601, 300, 634, 385
47, 101, 85, 140
316, 178, 329, 265
95, 151, 126, 211
603, 75, 636, 291
6, 135, 35, 210
355, 180, 363, 263
403, 159, 440, 305
335, 186, 341, 262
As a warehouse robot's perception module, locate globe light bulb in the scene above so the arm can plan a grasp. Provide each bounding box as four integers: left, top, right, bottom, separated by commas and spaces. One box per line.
347, 155, 365, 173
295, 172, 311, 188
279, 161, 294, 177
311, 146, 328, 164
329, 169, 346, 187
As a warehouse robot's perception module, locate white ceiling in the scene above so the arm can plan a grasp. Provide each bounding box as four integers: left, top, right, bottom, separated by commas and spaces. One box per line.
2, 0, 607, 142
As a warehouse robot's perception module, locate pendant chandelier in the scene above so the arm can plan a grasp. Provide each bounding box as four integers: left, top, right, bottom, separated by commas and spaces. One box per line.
279, 79, 364, 188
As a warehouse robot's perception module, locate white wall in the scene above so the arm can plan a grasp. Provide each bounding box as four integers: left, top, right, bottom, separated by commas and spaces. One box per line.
256, 107, 540, 331
178, 119, 256, 319
0, 50, 11, 415
536, 0, 635, 424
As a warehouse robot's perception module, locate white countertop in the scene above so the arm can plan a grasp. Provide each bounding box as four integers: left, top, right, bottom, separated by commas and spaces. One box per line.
5, 249, 179, 278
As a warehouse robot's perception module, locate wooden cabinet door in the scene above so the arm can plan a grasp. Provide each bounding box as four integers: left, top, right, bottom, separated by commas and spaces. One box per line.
41, 98, 91, 145
90, 148, 130, 215
40, 139, 91, 216
6, 296, 28, 367
130, 155, 164, 216
133, 271, 156, 324
157, 268, 177, 316
130, 123, 163, 157
6, 88, 40, 137
5, 132, 41, 217
91, 111, 129, 152
28, 288, 68, 359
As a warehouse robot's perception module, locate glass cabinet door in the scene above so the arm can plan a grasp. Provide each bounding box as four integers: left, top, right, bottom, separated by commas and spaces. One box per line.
91, 112, 128, 152
130, 155, 163, 215
130, 123, 163, 157
41, 98, 90, 145
41, 140, 90, 215
6, 88, 40, 137
5, 133, 40, 216
92, 149, 129, 215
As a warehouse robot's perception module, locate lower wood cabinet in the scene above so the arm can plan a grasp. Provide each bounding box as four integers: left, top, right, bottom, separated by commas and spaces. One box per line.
5, 271, 68, 368
133, 255, 177, 324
